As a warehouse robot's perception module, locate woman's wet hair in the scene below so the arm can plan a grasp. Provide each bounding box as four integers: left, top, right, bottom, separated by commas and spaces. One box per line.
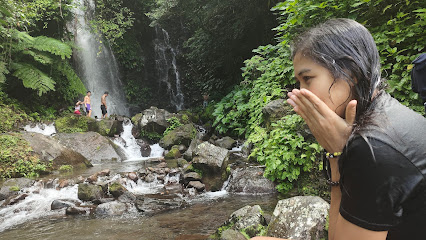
291, 18, 383, 121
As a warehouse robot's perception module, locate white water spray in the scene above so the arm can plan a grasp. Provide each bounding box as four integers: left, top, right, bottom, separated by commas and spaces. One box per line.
23, 123, 56, 136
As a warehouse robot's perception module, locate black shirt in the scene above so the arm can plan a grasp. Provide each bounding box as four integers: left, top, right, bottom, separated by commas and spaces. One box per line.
338, 92, 426, 239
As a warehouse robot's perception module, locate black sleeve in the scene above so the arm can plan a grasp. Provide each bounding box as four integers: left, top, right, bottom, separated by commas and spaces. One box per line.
338, 136, 424, 231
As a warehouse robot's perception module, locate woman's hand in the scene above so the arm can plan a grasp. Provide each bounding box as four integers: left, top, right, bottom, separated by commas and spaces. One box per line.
287, 88, 357, 153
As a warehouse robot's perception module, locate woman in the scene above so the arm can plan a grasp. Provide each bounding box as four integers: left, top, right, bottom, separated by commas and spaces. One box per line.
253, 19, 426, 240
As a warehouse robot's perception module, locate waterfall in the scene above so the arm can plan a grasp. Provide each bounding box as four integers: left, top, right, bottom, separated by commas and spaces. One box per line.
113, 120, 164, 160
68, 0, 130, 117
153, 26, 184, 111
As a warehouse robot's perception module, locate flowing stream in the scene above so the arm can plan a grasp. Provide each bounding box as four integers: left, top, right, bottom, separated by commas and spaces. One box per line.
4, 122, 279, 239
68, 0, 129, 117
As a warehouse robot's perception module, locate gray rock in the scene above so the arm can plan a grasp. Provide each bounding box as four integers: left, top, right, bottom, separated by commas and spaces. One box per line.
181, 172, 202, 185
220, 229, 247, 240
192, 142, 229, 173
192, 142, 229, 191
0, 178, 34, 201
215, 137, 236, 150
109, 182, 127, 198
77, 183, 104, 202
159, 124, 197, 149
262, 99, 292, 129
66, 206, 90, 215
187, 181, 205, 192
95, 201, 128, 216
117, 191, 137, 203
136, 139, 151, 157
51, 199, 78, 210
2, 193, 29, 206
183, 139, 202, 161
20, 132, 92, 169
87, 119, 123, 137
135, 107, 176, 134
55, 132, 125, 164
267, 196, 329, 239
230, 205, 266, 232
177, 158, 188, 167
227, 166, 276, 194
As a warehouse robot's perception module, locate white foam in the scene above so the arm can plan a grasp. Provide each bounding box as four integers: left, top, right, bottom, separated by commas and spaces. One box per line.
24, 123, 56, 136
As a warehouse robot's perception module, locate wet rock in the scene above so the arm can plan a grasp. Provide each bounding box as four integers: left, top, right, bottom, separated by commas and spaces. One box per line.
267, 196, 329, 239
144, 173, 157, 183
165, 146, 181, 159
95, 201, 128, 216
134, 195, 184, 214
86, 173, 98, 183
262, 99, 292, 129
192, 142, 229, 191
2, 193, 29, 206
155, 162, 168, 168
214, 137, 236, 150
87, 119, 123, 137
117, 191, 137, 203
20, 132, 92, 170
98, 169, 111, 177
78, 183, 104, 202
54, 132, 126, 164
181, 172, 202, 185
66, 206, 90, 215
134, 107, 176, 135
212, 205, 267, 239
51, 199, 77, 210
0, 178, 34, 201
138, 168, 149, 178
178, 144, 187, 153
227, 166, 276, 194
75, 176, 85, 184
127, 172, 139, 182
159, 124, 197, 150
58, 179, 71, 189
136, 139, 151, 157
109, 182, 127, 198
183, 139, 202, 161
44, 178, 58, 189
187, 181, 205, 192
177, 158, 188, 167
164, 183, 183, 195
220, 229, 247, 240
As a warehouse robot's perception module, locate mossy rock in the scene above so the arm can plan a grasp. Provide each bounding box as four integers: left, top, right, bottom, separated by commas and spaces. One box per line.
159, 124, 197, 149
55, 114, 93, 133
87, 119, 122, 137
165, 146, 181, 159
77, 183, 104, 201
109, 182, 127, 198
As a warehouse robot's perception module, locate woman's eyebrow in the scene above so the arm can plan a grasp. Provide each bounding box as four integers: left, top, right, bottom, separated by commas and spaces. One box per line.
298, 69, 311, 76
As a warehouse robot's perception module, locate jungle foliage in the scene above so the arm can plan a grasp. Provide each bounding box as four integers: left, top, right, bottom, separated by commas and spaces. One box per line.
213, 0, 425, 193
0, 0, 86, 117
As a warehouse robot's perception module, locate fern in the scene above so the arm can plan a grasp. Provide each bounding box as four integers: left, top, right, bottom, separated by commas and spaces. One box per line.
55, 61, 86, 95
32, 36, 72, 59
11, 63, 55, 95
0, 61, 9, 83
22, 50, 53, 65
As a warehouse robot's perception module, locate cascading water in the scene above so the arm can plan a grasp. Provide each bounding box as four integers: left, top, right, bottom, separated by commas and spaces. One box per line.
68, 0, 129, 117
113, 119, 164, 160
153, 26, 184, 111
24, 123, 56, 136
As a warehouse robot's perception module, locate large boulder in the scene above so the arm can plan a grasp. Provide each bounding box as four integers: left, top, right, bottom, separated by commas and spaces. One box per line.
55, 132, 126, 164
262, 99, 292, 129
211, 205, 267, 239
136, 139, 151, 157
133, 107, 176, 135
192, 142, 229, 191
183, 139, 202, 161
227, 166, 276, 194
20, 132, 92, 169
77, 183, 104, 202
267, 196, 329, 239
87, 119, 123, 137
109, 182, 127, 198
220, 229, 247, 240
0, 178, 34, 201
214, 137, 236, 150
159, 124, 196, 150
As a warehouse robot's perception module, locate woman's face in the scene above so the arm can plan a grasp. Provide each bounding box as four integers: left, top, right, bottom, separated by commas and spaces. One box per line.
293, 52, 352, 118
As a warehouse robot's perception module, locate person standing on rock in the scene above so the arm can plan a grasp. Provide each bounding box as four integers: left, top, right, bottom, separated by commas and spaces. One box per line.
101, 91, 109, 119
252, 19, 426, 240
84, 91, 92, 117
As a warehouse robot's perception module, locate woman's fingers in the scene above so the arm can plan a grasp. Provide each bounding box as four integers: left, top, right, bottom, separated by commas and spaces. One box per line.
299, 88, 333, 116
345, 100, 357, 125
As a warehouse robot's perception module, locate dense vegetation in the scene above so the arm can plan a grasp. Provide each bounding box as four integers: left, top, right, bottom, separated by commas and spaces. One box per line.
213, 0, 425, 192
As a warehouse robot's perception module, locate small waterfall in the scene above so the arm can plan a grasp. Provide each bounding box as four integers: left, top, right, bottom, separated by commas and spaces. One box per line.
153, 26, 184, 111
113, 120, 164, 160
68, 0, 129, 117
24, 123, 56, 136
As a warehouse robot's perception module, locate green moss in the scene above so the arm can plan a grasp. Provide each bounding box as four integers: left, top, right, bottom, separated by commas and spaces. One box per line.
59, 165, 73, 172
241, 224, 267, 238
55, 114, 91, 133
0, 103, 30, 133
9, 186, 20, 191
165, 146, 180, 159
140, 130, 162, 142
0, 134, 49, 179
